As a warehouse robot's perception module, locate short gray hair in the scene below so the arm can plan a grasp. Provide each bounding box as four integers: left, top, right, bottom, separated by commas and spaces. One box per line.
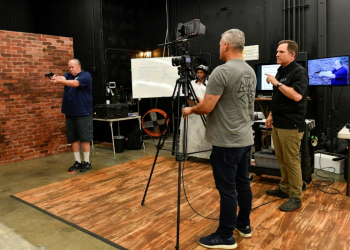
221, 29, 245, 50
70, 59, 81, 66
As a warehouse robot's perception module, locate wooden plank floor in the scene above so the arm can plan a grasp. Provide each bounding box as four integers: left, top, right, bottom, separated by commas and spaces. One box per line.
12, 155, 350, 250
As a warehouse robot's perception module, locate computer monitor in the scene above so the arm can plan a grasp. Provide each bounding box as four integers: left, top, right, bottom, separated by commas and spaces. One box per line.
255, 63, 280, 91
308, 55, 349, 86
255, 61, 307, 94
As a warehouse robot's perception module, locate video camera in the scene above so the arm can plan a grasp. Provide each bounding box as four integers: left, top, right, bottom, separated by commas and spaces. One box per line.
45, 72, 54, 78
171, 19, 206, 79
172, 54, 192, 69
176, 19, 206, 40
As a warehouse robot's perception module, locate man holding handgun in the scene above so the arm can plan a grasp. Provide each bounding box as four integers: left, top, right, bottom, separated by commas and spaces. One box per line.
48, 59, 93, 173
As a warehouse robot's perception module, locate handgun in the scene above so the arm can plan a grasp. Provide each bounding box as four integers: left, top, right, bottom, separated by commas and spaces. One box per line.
45, 72, 54, 78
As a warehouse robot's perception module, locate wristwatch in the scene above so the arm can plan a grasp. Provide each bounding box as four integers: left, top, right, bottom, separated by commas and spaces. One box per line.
277, 82, 283, 88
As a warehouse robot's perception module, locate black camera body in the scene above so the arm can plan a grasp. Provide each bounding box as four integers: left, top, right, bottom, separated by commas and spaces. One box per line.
176, 19, 205, 40
172, 54, 196, 80
172, 54, 192, 69
164, 19, 207, 80
45, 72, 54, 78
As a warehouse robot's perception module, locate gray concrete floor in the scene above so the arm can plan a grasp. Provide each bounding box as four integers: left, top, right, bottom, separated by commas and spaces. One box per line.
0, 137, 346, 249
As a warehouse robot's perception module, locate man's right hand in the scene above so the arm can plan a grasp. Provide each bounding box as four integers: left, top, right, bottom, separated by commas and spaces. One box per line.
265, 113, 273, 128
49, 75, 66, 84
182, 107, 194, 119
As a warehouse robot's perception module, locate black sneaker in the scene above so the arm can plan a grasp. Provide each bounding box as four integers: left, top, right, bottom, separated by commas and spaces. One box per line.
198, 233, 237, 249
265, 186, 289, 198
235, 226, 252, 238
68, 161, 82, 172
80, 162, 92, 172
279, 198, 302, 212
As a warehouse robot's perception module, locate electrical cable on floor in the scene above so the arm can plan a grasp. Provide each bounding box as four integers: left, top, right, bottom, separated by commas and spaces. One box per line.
180, 141, 343, 220
179, 119, 218, 220
306, 141, 341, 194
181, 159, 285, 220
251, 198, 284, 210
181, 159, 219, 221
306, 167, 340, 195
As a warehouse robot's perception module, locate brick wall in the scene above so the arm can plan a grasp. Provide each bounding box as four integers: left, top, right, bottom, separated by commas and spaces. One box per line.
0, 30, 73, 165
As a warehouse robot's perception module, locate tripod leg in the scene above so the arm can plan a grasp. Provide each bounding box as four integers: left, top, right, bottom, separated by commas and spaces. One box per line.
141, 146, 162, 205
141, 77, 186, 249
175, 160, 181, 250
141, 125, 169, 205
174, 78, 191, 249
141, 82, 178, 205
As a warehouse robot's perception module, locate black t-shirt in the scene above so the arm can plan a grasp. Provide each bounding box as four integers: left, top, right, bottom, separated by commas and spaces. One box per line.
271, 60, 308, 131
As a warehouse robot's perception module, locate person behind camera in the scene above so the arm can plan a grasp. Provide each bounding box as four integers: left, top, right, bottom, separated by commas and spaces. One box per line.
264, 40, 308, 212
49, 59, 93, 173
179, 64, 212, 160
182, 29, 256, 249
316, 59, 348, 85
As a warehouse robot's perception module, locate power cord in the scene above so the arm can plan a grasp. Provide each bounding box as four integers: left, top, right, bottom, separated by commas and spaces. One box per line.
251, 198, 284, 210
304, 153, 341, 194
181, 159, 219, 221
180, 151, 343, 220
308, 138, 342, 194
181, 160, 285, 221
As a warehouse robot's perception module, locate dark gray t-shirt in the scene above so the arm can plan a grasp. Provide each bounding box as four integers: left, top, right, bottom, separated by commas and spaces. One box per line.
205, 59, 256, 147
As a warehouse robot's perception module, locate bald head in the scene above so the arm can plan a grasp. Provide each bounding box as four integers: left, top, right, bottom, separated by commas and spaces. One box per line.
334, 60, 342, 70
68, 59, 82, 76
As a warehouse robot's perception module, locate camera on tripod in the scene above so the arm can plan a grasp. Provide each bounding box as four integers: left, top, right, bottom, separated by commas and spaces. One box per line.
172, 54, 193, 69
171, 19, 206, 80
176, 19, 205, 40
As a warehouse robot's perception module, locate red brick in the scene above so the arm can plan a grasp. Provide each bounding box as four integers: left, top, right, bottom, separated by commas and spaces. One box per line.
0, 30, 73, 166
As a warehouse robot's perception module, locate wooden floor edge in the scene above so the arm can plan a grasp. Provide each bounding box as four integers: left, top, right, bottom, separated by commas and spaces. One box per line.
10, 195, 128, 250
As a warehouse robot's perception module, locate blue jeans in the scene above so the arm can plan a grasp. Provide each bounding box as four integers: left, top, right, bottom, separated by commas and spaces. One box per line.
210, 145, 253, 238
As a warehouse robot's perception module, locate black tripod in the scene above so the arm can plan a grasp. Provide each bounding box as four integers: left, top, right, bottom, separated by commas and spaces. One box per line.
141, 72, 207, 249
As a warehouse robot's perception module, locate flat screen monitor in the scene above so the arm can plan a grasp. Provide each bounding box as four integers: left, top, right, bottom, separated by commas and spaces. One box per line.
308, 55, 349, 86
255, 63, 280, 91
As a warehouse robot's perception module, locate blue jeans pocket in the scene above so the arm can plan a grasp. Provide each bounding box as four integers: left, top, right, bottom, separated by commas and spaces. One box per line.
224, 152, 241, 168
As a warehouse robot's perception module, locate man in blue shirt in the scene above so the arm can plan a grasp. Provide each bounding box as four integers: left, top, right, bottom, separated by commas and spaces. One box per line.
317, 59, 348, 85
49, 59, 93, 172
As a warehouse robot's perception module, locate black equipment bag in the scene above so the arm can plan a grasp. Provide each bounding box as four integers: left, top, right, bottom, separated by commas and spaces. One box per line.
124, 125, 143, 150
94, 104, 129, 119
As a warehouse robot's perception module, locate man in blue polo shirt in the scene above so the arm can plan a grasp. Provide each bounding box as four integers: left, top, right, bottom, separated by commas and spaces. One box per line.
49, 59, 93, 172
317, 59, 348, 85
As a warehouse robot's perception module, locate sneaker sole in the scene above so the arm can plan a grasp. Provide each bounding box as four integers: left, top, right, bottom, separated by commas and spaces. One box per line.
80, 168, 92, 172
68, 168, 80, 172
198, 242, 237, 249
279, 203, 302, 212
265, 192, 289, 199
234, 228, 252, 238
